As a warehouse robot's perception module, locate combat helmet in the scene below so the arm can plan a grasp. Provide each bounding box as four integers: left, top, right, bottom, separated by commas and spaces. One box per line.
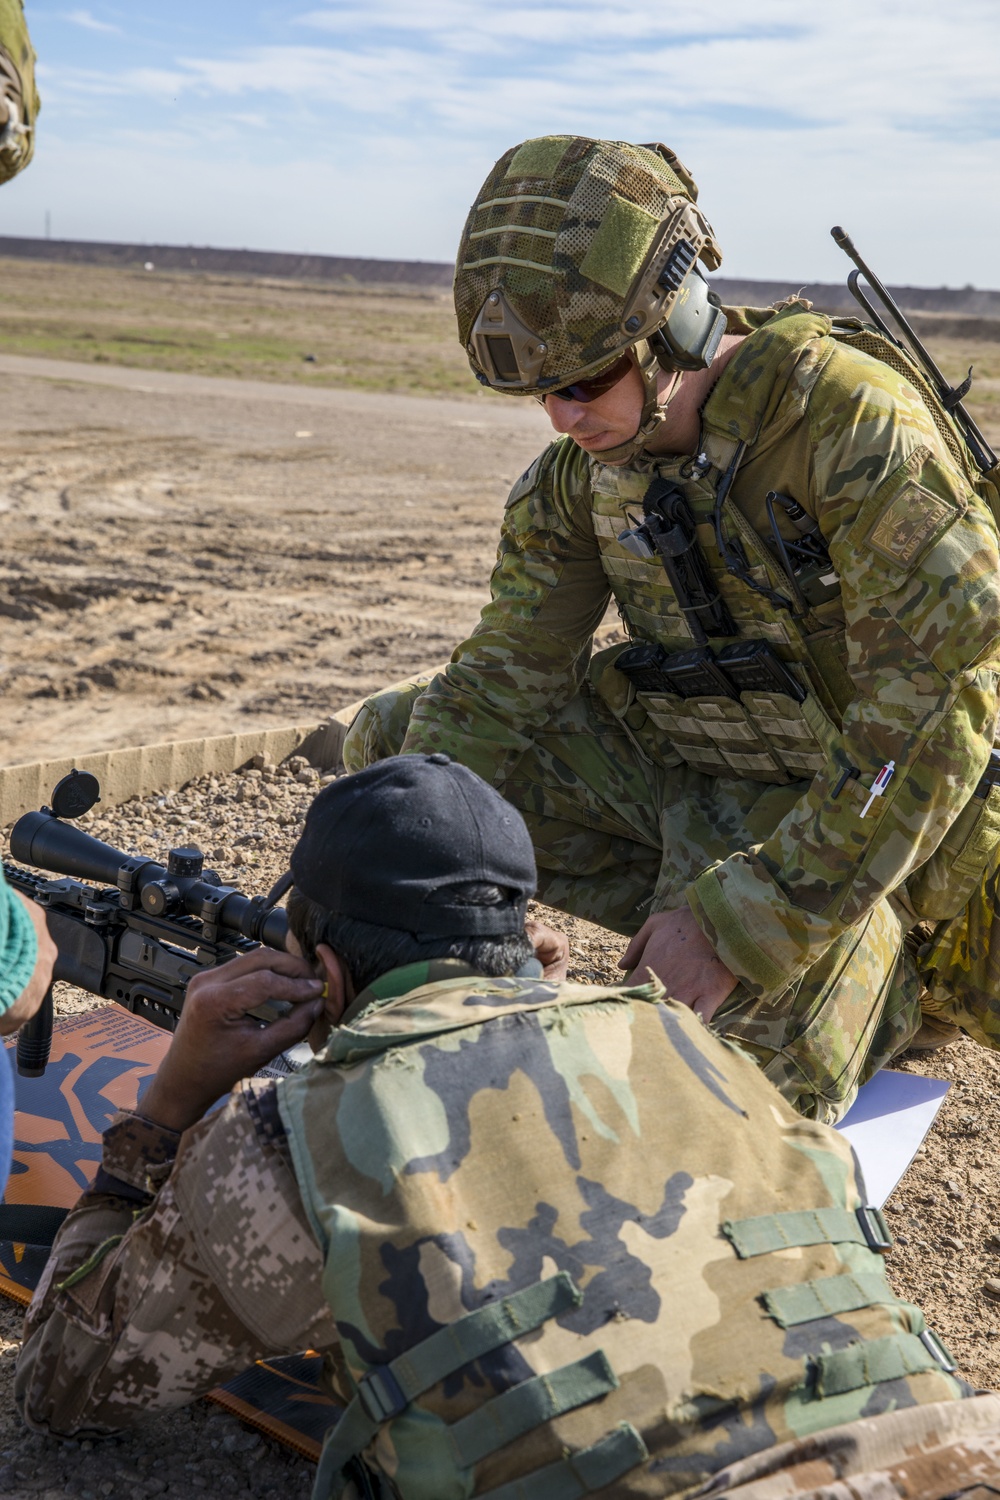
455, 136, 724, 462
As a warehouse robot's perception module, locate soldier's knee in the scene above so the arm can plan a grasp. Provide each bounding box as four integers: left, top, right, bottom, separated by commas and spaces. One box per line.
342, 702, 382, 772
341, 679, 430, 772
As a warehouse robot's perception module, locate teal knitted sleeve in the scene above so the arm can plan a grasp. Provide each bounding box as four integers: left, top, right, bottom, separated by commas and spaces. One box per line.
0, 877, 38, 1015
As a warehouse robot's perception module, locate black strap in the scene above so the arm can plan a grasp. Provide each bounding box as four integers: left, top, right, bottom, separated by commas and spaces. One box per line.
642, 478, 737, 642
0, 1203, 68, 1246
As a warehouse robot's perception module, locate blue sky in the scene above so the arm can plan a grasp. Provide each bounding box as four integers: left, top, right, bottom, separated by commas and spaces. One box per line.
1, 1, 998, 286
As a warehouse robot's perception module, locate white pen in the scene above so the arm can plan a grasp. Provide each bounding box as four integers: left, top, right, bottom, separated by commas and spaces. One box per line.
860, 761, 895, 818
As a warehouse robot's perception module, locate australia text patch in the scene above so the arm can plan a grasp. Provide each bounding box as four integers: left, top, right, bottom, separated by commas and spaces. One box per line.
866, 482, 958, 568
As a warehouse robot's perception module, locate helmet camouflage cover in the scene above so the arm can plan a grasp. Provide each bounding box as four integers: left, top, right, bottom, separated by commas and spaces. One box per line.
0, 0, 39, 183
455, 135, 722, 395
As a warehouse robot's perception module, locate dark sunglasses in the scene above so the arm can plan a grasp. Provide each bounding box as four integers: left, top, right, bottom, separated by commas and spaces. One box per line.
538, 351, 634, 405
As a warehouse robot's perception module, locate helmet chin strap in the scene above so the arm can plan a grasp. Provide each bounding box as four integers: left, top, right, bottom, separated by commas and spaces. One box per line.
588, 340, 682, 466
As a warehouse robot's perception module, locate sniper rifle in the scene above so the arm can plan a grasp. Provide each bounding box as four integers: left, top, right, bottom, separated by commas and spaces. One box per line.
2, 769, 289, 1079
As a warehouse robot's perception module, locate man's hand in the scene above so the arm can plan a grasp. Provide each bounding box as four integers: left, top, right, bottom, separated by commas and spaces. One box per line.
619, 907, 737, 1022
526, 919, 569, 981
138, 948, 325, 1134
0, 893, 57, 1037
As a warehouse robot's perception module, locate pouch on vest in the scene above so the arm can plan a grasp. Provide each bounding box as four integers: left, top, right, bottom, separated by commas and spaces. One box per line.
585, 641, 686, 770
309, 1272, 648, 1500
615, 641, 840, 784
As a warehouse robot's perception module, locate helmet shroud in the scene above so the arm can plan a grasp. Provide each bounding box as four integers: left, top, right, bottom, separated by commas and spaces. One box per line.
455, 135, 723, 398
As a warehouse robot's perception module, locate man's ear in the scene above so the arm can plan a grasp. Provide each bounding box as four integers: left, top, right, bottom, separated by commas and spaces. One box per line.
314, 943, 352, 1026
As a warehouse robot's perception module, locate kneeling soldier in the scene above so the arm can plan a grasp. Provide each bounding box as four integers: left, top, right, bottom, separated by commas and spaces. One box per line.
346, 134, 1000, 1123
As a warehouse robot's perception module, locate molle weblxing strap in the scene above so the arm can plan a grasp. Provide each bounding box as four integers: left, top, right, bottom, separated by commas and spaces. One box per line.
722, 1204, 893, 1259
312, 1273, 587, 1500
813, 1330, 957, 1397
761, 1270, 896, 1329
478, 1422, 648, 1500
447, 1348, 618, 1468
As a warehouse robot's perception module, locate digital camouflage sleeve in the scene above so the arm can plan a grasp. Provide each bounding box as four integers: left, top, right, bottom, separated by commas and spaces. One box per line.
15, 1088, 338, 1432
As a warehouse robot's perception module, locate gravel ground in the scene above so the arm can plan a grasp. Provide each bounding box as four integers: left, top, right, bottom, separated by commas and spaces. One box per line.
2, 759, 999, 1494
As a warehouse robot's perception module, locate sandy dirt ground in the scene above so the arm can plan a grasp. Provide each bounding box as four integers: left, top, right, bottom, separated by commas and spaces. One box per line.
0, 352, 549, 768
0, 257, 475, 398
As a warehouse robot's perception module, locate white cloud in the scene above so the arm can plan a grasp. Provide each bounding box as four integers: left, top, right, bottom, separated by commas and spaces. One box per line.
43, 9, 1000, 143
13, 0, 1000, 286
63, 8, 122, 34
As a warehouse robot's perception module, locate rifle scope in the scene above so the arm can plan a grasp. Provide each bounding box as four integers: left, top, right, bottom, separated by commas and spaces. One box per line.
10, 809, 288, 950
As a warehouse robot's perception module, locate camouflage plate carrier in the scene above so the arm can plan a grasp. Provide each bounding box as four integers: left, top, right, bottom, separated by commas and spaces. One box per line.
277, 963, 967, 1500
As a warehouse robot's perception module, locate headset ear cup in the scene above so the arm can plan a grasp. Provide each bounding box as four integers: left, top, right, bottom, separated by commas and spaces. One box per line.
650, 274, 727, 373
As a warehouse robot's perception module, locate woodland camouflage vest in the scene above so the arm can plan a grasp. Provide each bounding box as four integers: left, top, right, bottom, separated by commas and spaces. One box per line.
277, 969, 965, 1500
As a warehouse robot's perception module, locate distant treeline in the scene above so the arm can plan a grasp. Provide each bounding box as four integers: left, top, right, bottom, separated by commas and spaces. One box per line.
2, 234, 999, 326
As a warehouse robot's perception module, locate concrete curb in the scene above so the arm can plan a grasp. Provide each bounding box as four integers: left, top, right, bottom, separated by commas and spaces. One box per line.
0, 701, 366, 828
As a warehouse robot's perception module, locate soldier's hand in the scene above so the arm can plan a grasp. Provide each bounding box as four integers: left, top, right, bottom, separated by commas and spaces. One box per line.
138, 948, 325, 1133
0, 894, 57, 1036
526, 919, 569, 981
619, 908, 737, 1022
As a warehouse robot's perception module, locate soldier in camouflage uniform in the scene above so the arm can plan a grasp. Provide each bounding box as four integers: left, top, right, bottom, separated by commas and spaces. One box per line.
0, 0, 37, 183
15, 758, 1000, 1499
344, 136, 1000, 1123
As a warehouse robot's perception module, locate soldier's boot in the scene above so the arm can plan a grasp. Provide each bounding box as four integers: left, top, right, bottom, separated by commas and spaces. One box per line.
899, 916, 963, 1051
908, 1012, 963, 1052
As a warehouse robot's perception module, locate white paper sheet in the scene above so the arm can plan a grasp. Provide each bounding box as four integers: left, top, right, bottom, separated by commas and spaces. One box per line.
835, 1069, 950, 1208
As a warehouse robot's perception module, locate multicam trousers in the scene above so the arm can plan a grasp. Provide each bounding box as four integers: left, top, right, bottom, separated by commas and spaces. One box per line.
344, 673, 924, 1124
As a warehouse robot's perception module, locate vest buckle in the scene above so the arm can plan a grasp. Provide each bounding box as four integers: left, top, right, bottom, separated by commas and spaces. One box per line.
855, 1205, 893, 1253
919, 1327, 958, 1374
357, 1365, 408, 1422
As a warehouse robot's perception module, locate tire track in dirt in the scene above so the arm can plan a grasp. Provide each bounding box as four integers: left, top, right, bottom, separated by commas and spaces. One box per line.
0, 359, 549, 767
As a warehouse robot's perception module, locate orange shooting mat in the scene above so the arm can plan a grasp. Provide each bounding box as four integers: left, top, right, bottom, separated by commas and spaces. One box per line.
1, 1009, 339, 1460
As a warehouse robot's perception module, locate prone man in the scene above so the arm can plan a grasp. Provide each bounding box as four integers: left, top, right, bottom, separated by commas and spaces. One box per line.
13, 757, 1000, 1499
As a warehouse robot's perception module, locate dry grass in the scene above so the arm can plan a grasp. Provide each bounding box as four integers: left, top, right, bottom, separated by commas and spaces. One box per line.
0, 257, 481, 399
3, 256, 998, 435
